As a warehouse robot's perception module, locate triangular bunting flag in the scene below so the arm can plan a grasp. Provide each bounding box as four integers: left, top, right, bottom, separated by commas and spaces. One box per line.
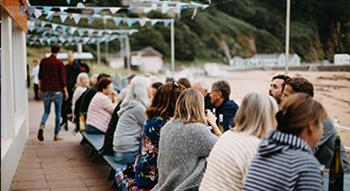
61, 25, 68, 32
77, 3, 85, 8
151, 19, 159, 26
109, 8, 120, 14
51, 23, 58, 30
39, 38, 44, 44
40, 22, 46, 28
87, 16, 94, 25
59, 36, 66, 43
143, 8, 153, 13
113, 18, 121, 26
43, 6, 51, 14
59, 7, 69, 12
28, 7, 35, 16
45, 11, 54, 20
163, 20, 172, 27
88, 29, 94, 36
28, 20, 35, 31
72, 14, 81, 24
34, 9, 42, 19
93, 8, 103, 14
83, 37, 89, 44
66, 0, 71, 4
70, 27, 77, 34
139, 19, 147, 27
126, 19, 136, 27
60, 13, 68, 22
46, 38, 51, 45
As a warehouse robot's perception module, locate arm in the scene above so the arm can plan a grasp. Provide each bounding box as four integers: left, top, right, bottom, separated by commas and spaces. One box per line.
206, 110, 222, 136
295, 160, 323, 191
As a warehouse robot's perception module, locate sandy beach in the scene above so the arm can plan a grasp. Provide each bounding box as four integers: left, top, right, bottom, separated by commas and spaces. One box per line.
188, 69, 350, 149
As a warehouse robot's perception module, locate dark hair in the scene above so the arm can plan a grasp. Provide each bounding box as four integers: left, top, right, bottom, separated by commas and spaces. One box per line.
97, 73, 111, 82
151, 82, 163, 89
276, 93, 327, 136
51, 44, 61, 54
285, 77, 314, 97
97, 78, 112, 92
272, 74, 290, 91
146, 82, 185, 120
165, 77, 174, 83
212, 80, 231, 99
178, 78, 191, 89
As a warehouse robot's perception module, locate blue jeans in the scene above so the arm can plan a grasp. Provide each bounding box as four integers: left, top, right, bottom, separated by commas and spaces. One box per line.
40, 91, 63, 134
114, 150, 138, 165
85, 124, 104, 134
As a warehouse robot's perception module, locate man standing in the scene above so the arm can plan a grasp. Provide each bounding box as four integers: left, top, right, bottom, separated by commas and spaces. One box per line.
268, 74, 290, 104
31, 60, 40, 100
211, 80, 239, 132
37, 44, 68, 141
61, 52, 81, 130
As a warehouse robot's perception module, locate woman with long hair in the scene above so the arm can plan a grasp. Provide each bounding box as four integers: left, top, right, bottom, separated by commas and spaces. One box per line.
200, 93, 278, 191
153, 88, 221, 191
243, 93, 327, 190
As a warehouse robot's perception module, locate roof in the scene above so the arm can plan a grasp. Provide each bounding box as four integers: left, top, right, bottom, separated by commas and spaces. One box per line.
131, 47, 162, 57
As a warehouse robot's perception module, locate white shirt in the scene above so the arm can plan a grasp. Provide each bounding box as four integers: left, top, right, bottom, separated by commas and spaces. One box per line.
31, 65, 39, 84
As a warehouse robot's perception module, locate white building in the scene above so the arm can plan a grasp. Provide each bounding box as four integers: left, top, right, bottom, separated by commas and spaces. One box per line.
1, 2, 29, 190
109, 47, 164, 73
230, 53, 301, 68
334, 54, 350, 65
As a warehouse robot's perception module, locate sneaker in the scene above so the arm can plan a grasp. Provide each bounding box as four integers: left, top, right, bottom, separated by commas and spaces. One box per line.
37, 129, 44, 141
54, 134, 63, 141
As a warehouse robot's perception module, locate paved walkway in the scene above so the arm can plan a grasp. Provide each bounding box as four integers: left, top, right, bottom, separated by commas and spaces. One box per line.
10, 100, 113, 191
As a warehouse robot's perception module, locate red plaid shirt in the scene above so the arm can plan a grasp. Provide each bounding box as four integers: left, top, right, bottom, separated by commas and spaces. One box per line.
38, 54, 67, 92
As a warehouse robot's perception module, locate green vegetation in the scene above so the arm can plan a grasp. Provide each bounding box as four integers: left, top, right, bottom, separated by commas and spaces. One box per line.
28, 0, 350, 64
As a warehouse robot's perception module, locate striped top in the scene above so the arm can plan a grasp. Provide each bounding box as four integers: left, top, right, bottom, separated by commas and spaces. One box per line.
243, 130, 323, 191
199, 130, 260, 191
86, 92, 116, 133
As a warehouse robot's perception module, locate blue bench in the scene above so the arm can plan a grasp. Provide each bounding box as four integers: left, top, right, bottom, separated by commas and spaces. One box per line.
81, 131, 104, 151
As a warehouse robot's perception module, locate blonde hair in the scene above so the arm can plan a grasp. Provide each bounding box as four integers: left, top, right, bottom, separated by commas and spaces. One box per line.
173, 88, 207, 124
234, 93, 278, 138
75, 72, 89, 87
90, 74, 98, 86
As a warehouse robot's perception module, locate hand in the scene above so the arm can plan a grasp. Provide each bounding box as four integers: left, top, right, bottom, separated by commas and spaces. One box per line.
64, 91, 69, 101
206, 110, 217, 126
38, 90, 43, 99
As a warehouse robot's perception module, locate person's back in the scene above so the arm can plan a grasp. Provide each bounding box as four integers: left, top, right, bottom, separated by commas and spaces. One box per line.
243, 131, 323, 191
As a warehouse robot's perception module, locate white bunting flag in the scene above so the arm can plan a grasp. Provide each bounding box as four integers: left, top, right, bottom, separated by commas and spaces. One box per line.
34, 9, 42, 19
113, 18, 121, 26
151, 19, 159, 26
109, 8, 120, 14
45, 11, 54, 20
60, 13, 68, 22
139, 19, 147, 27
51, 23, 58, 31
77, 3, 85, 8
72, 14, 81, 24
28, 20, 35, 31
66, 0, 71, 4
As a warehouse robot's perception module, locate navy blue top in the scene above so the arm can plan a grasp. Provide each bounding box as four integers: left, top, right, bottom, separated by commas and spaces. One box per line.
215, 98, 239, 131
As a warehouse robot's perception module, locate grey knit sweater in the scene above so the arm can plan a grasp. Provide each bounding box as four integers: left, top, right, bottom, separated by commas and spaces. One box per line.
113, 101, 146, 152
152, 119, 217, 191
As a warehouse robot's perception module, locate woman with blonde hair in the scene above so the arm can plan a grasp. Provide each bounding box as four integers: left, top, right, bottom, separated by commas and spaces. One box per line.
71, 72, 90, 114
200, 93, 278, 191
153, 88, 221, 191
243, 93, 327, 190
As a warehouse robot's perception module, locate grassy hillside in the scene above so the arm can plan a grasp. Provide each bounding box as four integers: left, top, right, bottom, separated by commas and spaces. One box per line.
28, 0, 350, 64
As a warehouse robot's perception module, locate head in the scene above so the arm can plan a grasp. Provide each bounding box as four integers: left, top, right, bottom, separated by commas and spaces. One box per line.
277, 93, 327, 148
146, 82, 186, 120
33, 60, 38, 66
148, 82, 163, 99
97, 78, 113, 96
51, 44, 61, 54
192, 80, 210, 97
165, 77, 174, 83
89, 74, 99, 86
234, 93, 278, 138
211, 80, 231, 106
67, 51, 75, 64
174, 88, 207, 124
127, 73, 136, 84
97, 73, 111, 83
122, 76, 150, 107
76, 72, 90, 88
269, 74, 290, 104
177, 78, 191, 89
282, 77, 314, 101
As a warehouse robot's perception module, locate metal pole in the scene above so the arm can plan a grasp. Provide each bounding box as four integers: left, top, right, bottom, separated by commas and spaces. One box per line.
171, 19, 175, 77
97, 41, 101, 65
126, 35, 131, 75
104, 41, 108, 61
77, 43, 83, 53
285, 0, 291, 75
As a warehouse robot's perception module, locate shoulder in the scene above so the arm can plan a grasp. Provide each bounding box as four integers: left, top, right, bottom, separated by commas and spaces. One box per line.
224, 100, 239, 110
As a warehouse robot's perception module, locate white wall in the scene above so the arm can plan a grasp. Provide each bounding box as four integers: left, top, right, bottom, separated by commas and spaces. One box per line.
1, 10, 29, 191
141, 57, 163, 73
